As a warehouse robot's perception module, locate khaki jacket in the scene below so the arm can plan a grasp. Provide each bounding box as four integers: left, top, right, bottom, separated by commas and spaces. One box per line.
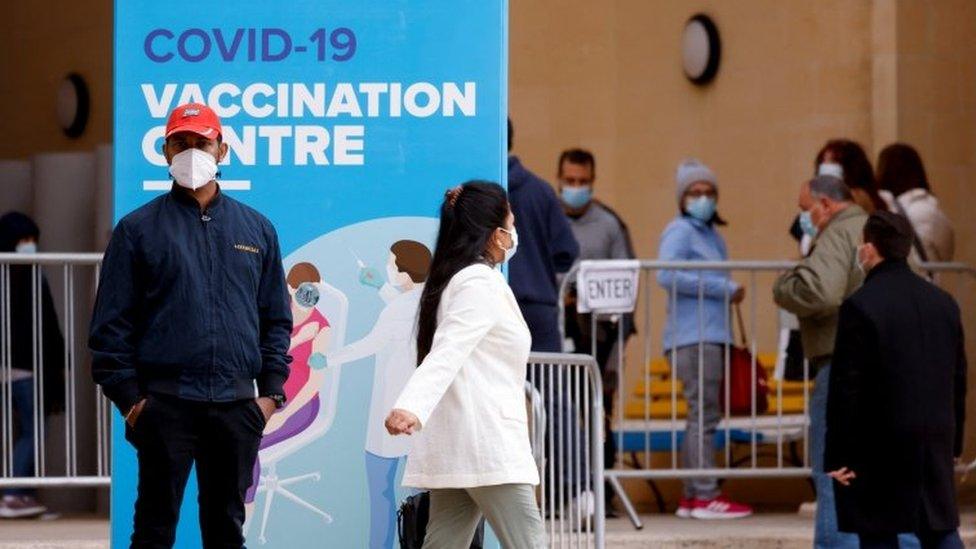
773, 205, 868, 361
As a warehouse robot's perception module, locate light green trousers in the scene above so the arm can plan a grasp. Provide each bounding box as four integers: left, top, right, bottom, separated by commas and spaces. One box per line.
423, 484, 545, 549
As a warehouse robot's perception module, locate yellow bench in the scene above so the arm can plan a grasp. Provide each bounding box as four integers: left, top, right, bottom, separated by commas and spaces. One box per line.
647, 352, 780, 376
624, 394, 808, 419
633, 378, 813, 399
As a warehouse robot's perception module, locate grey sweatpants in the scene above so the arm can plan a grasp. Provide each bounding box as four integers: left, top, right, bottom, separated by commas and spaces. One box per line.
424, 484, 545, 549
672, 343, 723, 500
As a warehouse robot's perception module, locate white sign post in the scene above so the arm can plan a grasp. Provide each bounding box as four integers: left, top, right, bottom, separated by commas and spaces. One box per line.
576, 259, 641, 314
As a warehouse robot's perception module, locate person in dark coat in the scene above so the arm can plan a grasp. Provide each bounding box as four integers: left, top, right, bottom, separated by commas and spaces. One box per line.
826, 210, 967, 549
0, 212, 65, 518
89, 104, 292, 547
506, 119, 579, 352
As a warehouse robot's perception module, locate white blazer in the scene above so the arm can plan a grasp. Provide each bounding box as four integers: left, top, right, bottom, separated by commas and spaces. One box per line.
392, 263, 540, 489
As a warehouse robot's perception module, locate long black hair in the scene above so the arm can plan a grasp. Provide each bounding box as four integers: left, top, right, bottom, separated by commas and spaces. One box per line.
416, 181, 509, 365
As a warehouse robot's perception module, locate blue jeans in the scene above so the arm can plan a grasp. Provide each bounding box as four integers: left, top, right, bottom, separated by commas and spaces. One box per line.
364, 451, 402, 549
859, 530, 962, 549
811, 364, 858, 549
5, 378, 36, 497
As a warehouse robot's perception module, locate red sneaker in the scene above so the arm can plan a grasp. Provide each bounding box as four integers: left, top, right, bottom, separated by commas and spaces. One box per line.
675, 497, 697, 518
690, 496, 753, 520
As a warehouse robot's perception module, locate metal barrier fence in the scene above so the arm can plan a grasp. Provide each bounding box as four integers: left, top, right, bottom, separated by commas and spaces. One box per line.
527, 352, 605, 549
0, 253, 608, 548
7, 252, 971, 545
0, 253, 109, 490
559, 260, 976, 530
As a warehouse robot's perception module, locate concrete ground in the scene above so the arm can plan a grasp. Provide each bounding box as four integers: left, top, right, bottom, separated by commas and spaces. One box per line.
601, 510, 976, 548
0, 516, 108, 549
1, 512, 974, 548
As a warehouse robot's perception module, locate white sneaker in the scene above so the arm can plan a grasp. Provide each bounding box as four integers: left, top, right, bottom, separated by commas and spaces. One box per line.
568, 491, 596, 531
0, 495, 47, 519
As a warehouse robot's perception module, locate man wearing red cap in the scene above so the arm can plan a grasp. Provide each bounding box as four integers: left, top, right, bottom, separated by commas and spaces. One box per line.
90, 103, 292, 548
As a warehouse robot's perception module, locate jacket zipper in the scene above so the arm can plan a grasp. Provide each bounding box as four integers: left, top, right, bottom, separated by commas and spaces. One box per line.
201, 210, 216, 400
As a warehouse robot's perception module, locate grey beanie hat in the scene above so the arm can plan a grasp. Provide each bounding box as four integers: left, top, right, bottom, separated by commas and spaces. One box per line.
675, 158, 718, 206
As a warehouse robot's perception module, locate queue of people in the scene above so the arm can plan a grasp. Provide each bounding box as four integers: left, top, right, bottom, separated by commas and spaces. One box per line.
506, 131, 963, 548
76, 101, 963, 548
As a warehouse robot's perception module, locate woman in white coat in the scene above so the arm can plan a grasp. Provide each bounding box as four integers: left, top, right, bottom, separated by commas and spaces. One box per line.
877, 143, 955, 262
385, 181, 544, 548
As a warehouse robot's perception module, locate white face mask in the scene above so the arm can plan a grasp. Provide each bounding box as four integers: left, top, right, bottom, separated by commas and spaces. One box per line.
855, 245, 869, 274
499, 227, 519, 263
386, 263, 413, 291
818, 162, 844, 179
15, 242, 36, 254
169, 148, 218, 190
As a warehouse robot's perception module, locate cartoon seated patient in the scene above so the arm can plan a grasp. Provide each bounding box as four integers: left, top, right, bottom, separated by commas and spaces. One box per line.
326, 240, 432, 549
245, 262, 332, 516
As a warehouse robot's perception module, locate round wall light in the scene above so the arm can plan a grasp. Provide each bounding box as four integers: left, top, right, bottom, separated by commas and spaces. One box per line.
56, 73, 90, 138
682, 14, 721, 86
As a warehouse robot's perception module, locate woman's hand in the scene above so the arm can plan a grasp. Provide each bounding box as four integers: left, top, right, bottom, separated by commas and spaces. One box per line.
385, 409, 420, 436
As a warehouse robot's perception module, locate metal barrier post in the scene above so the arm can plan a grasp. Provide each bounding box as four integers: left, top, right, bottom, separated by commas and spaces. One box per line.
0, 253, 109, 491
528, 352, 604, 549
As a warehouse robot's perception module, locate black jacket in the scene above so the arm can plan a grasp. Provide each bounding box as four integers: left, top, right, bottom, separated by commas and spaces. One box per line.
825, 259, 966, 535
0, 212, 65, 414
89, 187, 292, 413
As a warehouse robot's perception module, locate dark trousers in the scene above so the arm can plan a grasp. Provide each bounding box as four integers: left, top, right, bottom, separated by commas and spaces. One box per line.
564, 306, 620, 468
858, 529, 964, 549
124, 393, 265, 549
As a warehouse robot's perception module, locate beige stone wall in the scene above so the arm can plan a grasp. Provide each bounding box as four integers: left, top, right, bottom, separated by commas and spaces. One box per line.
891, 0, 976, 504
0, 0, 112, 158
511, 0, 877, 369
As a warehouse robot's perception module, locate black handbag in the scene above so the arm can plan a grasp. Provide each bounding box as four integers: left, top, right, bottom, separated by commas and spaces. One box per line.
397, 491, 485, 549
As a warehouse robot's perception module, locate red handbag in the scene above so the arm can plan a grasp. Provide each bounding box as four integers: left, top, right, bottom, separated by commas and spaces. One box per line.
721, 305, 769, 416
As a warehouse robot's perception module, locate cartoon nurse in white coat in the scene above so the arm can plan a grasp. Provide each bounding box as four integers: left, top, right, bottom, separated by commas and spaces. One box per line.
325, 239, 431, 549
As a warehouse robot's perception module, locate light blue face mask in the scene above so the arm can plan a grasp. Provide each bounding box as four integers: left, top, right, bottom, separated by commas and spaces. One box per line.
799, 210, 818, 238
561, 185, 593, 209
15, 242, 37, 254
685, 196, 717, 222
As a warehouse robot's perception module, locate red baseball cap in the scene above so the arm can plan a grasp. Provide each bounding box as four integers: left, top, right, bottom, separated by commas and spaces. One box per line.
165, 103, 222, 140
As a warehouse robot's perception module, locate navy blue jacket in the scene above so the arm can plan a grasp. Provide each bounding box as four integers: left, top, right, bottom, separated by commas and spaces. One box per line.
507, 156, 579, 307
89, 186, 292, 413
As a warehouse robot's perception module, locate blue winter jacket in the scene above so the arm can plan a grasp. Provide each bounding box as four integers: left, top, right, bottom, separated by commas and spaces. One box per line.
89, 186, 292, 413
507, 156, 579, 307
657, 215, 738, 350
